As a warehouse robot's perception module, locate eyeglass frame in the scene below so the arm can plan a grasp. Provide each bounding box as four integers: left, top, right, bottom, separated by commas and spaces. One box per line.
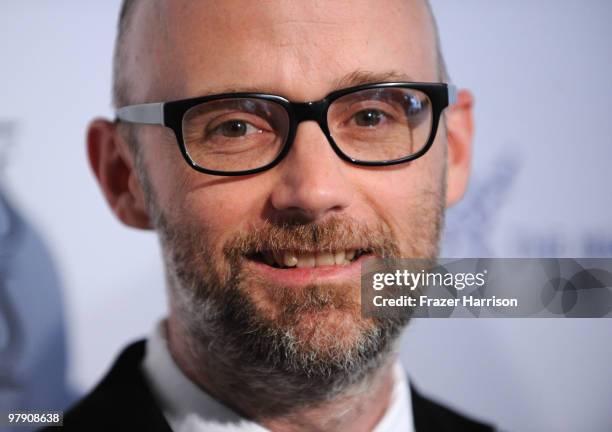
115, 81, 457, 177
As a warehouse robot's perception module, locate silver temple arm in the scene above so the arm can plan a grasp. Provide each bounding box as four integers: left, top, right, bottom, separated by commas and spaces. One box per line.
115, 102, 165, 125
447, 84, 458, 105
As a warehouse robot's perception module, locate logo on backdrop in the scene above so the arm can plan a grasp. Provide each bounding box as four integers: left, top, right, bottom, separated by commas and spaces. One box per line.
442, 151, 612, 258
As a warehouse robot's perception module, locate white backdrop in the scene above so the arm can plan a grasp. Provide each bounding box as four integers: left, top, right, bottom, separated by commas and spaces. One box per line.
1, 1, 611, 431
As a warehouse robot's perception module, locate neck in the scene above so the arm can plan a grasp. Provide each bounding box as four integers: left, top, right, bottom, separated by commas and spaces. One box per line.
165, 316, 397, 432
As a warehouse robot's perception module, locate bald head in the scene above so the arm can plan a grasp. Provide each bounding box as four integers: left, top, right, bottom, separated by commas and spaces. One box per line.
112, 0, 449, 108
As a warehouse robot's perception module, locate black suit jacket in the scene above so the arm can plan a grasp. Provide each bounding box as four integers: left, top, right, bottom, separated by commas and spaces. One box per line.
48, 341, 494, 431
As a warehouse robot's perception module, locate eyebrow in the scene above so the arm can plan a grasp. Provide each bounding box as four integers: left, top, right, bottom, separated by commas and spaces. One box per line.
333, 70, 417, 89
190, 70, 417, 100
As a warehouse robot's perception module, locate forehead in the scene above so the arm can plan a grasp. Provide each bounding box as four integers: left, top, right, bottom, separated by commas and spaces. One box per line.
128, 0, 437, 102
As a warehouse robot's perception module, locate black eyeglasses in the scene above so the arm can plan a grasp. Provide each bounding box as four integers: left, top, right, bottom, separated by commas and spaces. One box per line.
116, 82, 456, 176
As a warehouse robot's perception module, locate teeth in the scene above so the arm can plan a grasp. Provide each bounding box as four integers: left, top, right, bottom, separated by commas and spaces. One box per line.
261, 249, 364, 268
296, 253, 315, 268
283, 252, 298, 267
315, 253, 335, 266
334, 250, 346, 265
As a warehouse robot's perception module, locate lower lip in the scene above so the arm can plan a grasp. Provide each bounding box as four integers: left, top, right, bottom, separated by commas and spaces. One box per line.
244, 254, 372, 287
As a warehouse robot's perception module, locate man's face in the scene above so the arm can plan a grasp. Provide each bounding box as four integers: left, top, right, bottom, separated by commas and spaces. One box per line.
119, 0, 459, 380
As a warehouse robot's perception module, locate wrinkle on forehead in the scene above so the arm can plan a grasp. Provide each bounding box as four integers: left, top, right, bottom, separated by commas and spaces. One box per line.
122, 0, 438, 104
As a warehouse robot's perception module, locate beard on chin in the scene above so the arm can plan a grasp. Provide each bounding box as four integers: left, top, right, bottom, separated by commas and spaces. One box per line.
153, 198, 443, 414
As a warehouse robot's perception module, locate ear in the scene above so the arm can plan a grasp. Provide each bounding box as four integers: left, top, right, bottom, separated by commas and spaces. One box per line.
445, 89, 474, 207
87, 119, 152, 229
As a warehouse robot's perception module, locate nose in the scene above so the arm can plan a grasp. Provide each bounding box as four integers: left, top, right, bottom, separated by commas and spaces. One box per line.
269, 122, 354, 222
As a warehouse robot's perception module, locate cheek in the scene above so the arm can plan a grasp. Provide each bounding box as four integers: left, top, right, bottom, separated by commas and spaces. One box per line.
175, 179, 270, 256
141, 129, 268, 254
357, 152, 445, 222
360, 174, 423, 239
351, 143, 446, 258
185, 188, 255, 230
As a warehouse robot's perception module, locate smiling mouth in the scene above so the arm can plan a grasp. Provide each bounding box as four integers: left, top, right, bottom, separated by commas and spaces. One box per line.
249, 249, 372, 269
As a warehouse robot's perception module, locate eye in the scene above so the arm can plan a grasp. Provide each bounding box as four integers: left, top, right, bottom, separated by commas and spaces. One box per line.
352, 109, 386, 127
210, 119, 262, 138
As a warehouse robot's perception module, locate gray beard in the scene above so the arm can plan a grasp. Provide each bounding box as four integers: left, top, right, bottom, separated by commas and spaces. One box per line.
167, 265, 408, 416
158, 219, 440, 416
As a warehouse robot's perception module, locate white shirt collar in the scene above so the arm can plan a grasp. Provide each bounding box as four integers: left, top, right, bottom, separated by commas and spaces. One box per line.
142, 320, 414, 432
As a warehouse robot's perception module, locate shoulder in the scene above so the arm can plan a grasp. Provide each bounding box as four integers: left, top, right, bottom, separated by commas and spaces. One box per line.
50, 340, 171, 432
411, 384, 495, 431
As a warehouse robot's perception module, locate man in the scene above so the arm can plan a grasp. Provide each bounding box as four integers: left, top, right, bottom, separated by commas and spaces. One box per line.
61, 0, 491, 430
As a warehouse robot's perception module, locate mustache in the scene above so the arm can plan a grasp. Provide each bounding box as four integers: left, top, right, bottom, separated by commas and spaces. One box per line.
224, 215, 400, 259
